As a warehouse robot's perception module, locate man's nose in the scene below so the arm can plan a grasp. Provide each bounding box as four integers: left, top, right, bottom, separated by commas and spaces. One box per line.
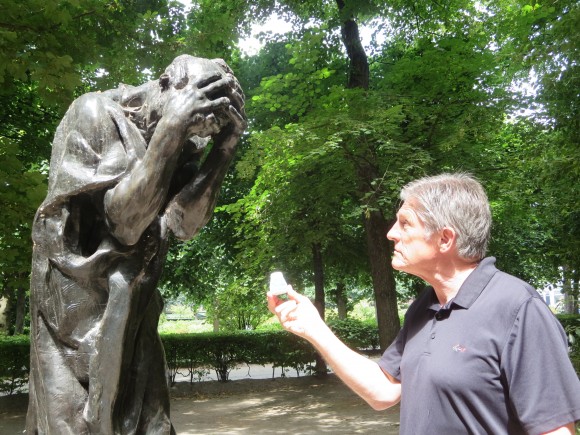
386, 224, 397, 241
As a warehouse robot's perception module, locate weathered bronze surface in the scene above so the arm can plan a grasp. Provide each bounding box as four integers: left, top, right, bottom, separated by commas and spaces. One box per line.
26, 55, 246, 434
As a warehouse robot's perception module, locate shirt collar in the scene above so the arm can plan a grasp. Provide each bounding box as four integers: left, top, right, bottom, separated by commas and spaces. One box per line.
427, 257, 499, 311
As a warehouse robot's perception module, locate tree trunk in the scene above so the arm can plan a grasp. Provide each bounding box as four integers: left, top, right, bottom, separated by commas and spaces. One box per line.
0, 296, 8, 334
312, 242, 328, 376
336, 0, 369, 90
336, 281, 348, 320
212, 300, 220, 332
562, 265, 575, 314
568, 268, 579, 314
14, 287, 26, 335
336, 0, 400, 350
363, 210, 400, 349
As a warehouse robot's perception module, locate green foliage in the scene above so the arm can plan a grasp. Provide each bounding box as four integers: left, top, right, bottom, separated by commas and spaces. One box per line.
0, 335, 29, 395
210, 278, 271, 331
558, 315, 580, 375
559, 315, 580, 353
3, 315, 578, 393
0, 138, 46, 295
0, 0, 187, 105
162, 330, 316, 382
327, 318, 380, 351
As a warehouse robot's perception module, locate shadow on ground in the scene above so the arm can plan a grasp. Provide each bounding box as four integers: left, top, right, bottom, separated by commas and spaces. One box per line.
0, 375, 400, 434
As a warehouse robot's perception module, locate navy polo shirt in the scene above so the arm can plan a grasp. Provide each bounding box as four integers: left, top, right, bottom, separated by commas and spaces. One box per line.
379, 257, 580, 435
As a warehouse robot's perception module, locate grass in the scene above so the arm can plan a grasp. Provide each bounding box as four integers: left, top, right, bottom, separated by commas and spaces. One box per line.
158, 317, 212, 334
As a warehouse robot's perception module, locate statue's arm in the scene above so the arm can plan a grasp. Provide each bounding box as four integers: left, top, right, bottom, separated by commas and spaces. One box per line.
165, 106, 246, 240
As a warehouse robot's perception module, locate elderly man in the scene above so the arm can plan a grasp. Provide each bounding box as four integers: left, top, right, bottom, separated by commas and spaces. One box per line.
268, 173, 580, 434
27, 55, 246, 434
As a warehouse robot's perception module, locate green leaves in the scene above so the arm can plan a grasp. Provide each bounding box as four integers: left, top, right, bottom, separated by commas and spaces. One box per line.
0, 138, 47, 293
1, 0, 579, 335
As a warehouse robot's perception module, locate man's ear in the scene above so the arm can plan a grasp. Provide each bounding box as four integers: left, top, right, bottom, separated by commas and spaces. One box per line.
439, 227, 456, 253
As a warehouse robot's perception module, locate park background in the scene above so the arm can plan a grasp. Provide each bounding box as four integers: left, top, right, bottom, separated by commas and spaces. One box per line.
0, 0, 579, 405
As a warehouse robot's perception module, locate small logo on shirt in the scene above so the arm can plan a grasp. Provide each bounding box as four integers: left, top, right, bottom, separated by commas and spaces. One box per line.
453, 344, 467, 353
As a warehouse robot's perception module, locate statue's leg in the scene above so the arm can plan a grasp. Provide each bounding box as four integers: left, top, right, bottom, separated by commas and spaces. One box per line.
27, 316, 89, 434
84, 270, 135, 434
130, 292, 174, 434
134, 336, 176, 435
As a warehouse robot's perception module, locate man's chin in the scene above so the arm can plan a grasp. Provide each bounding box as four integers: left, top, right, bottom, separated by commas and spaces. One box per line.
390, 259, 404, 271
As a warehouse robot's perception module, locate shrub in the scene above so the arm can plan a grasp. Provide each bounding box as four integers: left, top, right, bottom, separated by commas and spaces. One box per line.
558, 315, 580, 374
327, 318, 379, 351
0, 335, 30, 395
1, 315, 578, 396
161, 330, 315, 383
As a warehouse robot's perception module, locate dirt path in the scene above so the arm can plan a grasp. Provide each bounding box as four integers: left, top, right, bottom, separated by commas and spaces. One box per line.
0, 375, 400, 434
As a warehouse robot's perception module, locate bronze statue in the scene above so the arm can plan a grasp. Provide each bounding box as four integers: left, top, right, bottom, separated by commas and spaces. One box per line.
26, 55, 246, 434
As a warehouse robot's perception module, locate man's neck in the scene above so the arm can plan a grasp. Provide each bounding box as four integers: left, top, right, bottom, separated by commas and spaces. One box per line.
430, 259, 479, 305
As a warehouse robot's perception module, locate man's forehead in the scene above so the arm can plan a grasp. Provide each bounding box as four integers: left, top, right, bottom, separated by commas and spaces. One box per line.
397, 200, 419, 217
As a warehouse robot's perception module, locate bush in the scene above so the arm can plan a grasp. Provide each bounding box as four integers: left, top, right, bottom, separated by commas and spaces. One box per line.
0, 334, 30, 395
327, 318, 379, 351
2, 315, 578, 396
558, 315, 580, 374
161, 330, 316, 383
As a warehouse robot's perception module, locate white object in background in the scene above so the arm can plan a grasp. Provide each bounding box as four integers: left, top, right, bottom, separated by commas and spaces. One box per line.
269, 271, 288, 295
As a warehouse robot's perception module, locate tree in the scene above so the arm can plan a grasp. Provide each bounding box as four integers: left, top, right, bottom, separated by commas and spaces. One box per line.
230, 19, 431, 350
0, 138, 46, 333
232, 0, 526, 350
2, 0, 578, 337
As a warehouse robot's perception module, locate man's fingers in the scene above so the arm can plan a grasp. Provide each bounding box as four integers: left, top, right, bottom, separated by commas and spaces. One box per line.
276, 299, 297, 316
286, 286, 308, 303
284, 321, 305, 336
266, 292, 281, 314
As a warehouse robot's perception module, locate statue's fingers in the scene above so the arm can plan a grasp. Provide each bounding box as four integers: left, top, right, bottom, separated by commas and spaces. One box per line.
227, 89, 245, 115
195, 72, 223, 89
202, 96, 231, 111
198, 75, 234, 97
225, 105, 247, 132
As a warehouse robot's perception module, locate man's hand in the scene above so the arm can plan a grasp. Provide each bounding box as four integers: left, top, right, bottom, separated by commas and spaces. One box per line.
267, 286, 325, 340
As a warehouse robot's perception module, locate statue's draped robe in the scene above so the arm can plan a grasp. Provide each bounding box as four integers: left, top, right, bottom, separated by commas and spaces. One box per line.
27, 92, 175, 434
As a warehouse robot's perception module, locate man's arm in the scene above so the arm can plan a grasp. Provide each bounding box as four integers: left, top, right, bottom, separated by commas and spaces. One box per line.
268, 287, 401, 410
542, 422, 575, 435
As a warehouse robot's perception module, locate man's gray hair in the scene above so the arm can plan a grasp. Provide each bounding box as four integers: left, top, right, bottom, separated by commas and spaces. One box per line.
400, 173, 491, 261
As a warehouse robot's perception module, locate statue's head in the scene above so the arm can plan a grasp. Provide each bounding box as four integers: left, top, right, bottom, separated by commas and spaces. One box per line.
159, 55, 239, 138
134, 55, 243, 146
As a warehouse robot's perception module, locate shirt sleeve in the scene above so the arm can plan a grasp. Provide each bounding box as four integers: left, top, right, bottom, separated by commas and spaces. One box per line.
501, 296, 580, 435
378, 327, 406, 381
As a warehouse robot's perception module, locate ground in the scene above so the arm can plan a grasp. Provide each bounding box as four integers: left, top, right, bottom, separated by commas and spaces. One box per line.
0, 375, 401, 434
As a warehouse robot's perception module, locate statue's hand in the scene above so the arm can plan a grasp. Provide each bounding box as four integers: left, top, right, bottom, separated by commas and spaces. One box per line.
210, 68, 247, 150
211, 103, 247, 152
162, 70, 245, 140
